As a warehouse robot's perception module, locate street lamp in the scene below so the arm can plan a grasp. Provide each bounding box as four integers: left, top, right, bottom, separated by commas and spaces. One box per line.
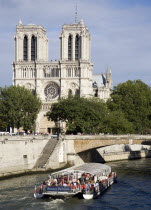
57, 118, 60, 140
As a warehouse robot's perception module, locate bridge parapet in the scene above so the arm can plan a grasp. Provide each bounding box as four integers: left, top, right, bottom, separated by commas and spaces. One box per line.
63, 134, 151, 140
63, 135, 151, 153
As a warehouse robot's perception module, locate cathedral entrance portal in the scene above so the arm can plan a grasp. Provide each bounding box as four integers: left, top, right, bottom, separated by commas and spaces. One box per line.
47, 127, 51, 134
39, 115, 55, 134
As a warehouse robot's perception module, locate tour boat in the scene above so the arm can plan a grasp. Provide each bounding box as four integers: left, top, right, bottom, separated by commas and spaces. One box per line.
34, 163, 117, 199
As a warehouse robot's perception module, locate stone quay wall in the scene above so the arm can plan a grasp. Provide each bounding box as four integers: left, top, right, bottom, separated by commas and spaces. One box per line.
0, 134, 151, 178
0, 136, 49, 177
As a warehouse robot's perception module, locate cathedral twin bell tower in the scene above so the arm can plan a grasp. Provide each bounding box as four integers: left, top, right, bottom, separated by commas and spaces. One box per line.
60, 19, 90, 61
14, 20, 48, 62
13, 19, 112, 133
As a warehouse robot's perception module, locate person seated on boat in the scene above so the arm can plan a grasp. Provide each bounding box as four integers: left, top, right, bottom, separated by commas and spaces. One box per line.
47, 179, 52, 186
57, 181, 62, 186
82, 173, 87, 182
90, 183, 95, 191
94, 181, 99, 192
64, 176, 68, 182
43, 179, 47, 185
90, 178, 95, 184
58, 177, 62, 184
79, 177, 81, 184
94, 175, 97, 183
85, 181, 90, 192
80, 176, 85, 185
72, 178, 76, 183
76, 181, 80, 190
50, 180, 57, 186
81, 184, 86, 193
73, 181, 77, 187
68, 179, 72, 185
54, 178, 57, 183
77, 179, 80, 185
55, 182, 58, 186
63, 181, 67, 186
99, 181, 103, 188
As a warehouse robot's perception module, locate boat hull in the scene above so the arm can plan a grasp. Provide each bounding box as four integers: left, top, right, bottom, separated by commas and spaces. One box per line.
34, 193, 44, 199
83, 194, 94, 199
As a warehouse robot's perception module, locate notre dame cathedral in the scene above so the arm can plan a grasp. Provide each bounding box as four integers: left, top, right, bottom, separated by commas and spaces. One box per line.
13, 19, 112, 133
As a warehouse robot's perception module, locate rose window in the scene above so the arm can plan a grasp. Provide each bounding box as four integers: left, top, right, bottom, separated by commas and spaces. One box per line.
44, 82, 59, 100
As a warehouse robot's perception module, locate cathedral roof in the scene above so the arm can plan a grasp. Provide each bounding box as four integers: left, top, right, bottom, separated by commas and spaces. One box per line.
92, 74, 106, 88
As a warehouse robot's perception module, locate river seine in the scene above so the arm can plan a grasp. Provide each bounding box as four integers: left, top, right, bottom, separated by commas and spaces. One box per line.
0, 158, 151, 210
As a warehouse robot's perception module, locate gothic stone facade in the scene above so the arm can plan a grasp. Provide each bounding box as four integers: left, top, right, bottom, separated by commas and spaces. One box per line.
13, 20, 112, 133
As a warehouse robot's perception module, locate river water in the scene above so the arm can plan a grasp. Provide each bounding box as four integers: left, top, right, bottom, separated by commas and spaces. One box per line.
0, 158, 151, 210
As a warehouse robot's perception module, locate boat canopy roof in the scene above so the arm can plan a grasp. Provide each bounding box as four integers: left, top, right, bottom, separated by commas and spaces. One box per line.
51, 163, 111, 176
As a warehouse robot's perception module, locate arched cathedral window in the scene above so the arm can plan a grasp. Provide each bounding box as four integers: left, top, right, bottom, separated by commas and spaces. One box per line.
75, 35, 81, 60
68, 35, 72, 60
68, 89, 72, 97
31, 35, 37, 61
94, 89, 98, 97
75, 89, 80, 96
23, 36, 28, 61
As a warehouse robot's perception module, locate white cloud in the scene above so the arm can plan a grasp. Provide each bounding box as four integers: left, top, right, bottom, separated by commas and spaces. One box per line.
0, 0, 151, 87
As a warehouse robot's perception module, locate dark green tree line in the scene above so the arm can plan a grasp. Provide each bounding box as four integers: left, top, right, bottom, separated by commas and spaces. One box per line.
46, 97, 108, 134
107, 80, 151, 134
47, 80, 151, 135
0, 85, 42, 132
46, 96, 132, 134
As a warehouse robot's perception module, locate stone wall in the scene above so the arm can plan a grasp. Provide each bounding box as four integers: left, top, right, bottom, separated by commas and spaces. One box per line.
102, 150, 151, 162
97, 144, 151, 162
45, 139, 67, 169
0, 137, 49, 176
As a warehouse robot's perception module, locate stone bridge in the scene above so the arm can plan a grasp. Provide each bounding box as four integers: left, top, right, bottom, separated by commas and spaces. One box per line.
63, 135, 151, 153
44, 134, 151, 169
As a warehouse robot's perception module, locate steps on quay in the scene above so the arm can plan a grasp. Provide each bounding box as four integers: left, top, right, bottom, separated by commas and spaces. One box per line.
33, 138, 58, 169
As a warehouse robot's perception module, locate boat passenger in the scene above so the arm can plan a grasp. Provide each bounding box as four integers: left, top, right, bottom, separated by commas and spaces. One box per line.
80, 176, 85, 185
95, 181, 99, 192
43, 180, 47, 185
63, 182, 67, 186
86, 182, 91, 192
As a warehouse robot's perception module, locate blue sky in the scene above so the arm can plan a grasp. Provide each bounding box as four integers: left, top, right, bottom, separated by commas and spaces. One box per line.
0, 0, 151, 87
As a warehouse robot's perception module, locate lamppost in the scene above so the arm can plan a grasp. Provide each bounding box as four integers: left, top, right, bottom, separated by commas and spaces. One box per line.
57, 118, 60, 140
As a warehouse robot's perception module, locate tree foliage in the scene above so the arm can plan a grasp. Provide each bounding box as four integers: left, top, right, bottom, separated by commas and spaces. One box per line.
46, 96, 109, 134
107, 80, 151, 134
103, 111, 134, 134
47, 80, 151, 135
0, 85, 42, 132
46, 96, 132, 134
0, 119, 7, 131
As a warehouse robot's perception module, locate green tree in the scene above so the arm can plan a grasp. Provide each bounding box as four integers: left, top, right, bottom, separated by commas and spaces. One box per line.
107, 80, 151, 134
0, 119, 7, 131
46, 96, 109, 134
0, 85, 42, 132
102, 111, 134, 134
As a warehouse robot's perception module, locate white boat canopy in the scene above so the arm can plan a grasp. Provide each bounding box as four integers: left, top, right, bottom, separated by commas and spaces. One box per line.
51, 163, 111, 176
